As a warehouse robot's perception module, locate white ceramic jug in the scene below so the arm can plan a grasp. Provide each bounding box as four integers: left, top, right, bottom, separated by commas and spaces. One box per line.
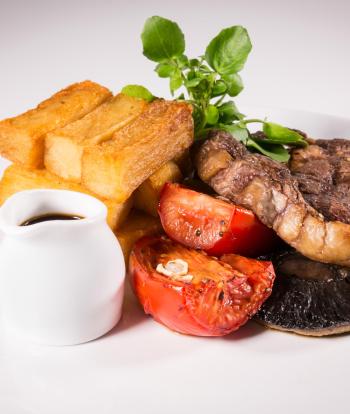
0, 189, 125, 345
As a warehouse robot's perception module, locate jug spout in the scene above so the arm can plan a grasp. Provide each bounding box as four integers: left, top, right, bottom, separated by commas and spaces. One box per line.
0, 189, 107, 236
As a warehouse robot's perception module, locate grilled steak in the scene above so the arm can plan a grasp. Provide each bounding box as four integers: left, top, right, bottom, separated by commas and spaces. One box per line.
195, 130, 350, 266
290, 139, 350, 224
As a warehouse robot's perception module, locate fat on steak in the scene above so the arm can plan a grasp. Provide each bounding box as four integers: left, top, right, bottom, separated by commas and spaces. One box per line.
195, 131, 350, 266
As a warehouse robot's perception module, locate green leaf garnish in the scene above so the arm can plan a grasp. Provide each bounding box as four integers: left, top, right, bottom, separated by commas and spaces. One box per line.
205, 26, 252, 75
222, 73, 244, 97
219, 123, 249, 141
139, 16, 308, 162
121, 84, 154, 102
169, 71, 183, 94
155, 63, 176, 78
141, 16, 185, 62
263, 122, 307, 146
218, 101, 241, 124
246, 139, 290, 163
185, 78, 202, 88
205, 105, 219, 125
211, 80, 227, 97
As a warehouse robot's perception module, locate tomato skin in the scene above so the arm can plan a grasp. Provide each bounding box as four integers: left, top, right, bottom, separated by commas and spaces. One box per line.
130, 236, 275, 337
130, 239, 213, 336
131, 262, 211, 336
130, 252, 202, 336
158, 183, 280, 257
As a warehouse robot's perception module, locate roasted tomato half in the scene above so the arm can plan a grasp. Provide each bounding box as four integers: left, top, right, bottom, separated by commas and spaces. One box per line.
158, 183, 280, 257
130, 236, 275, 336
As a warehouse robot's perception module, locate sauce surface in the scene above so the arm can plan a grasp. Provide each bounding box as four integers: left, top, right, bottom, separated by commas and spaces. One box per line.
21, 214, 83, 226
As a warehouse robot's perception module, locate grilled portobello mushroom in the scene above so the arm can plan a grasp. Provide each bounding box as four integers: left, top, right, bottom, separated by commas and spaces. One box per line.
255, 250, 350, 336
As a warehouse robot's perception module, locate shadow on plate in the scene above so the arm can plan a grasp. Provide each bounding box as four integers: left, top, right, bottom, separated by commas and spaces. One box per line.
222, 320, 267, 341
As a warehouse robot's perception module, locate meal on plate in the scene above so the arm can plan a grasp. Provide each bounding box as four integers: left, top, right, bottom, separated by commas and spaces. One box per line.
0, 15, 349, 339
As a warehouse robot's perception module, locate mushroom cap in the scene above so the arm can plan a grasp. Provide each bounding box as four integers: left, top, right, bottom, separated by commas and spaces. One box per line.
255, 250, 350, 336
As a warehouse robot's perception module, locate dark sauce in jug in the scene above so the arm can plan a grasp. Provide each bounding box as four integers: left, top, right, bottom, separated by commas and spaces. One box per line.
21, 214, 83, 226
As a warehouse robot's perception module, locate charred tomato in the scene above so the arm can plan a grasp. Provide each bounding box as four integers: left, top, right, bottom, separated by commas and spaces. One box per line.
158, 183, 280, 257
130, 236, 275, 336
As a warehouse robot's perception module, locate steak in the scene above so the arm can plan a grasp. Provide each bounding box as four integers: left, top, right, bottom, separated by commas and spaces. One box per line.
195, 130, 350, 266
290, 139, 350, 224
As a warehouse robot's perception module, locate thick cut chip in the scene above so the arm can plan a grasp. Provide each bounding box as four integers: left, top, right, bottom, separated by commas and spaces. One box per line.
0, 81, 111, 168
134, 161, 182, 217
82, 100, 193, 202
115, 210, 162, 262
45, 94, 147, 182
0, 164, 132, 230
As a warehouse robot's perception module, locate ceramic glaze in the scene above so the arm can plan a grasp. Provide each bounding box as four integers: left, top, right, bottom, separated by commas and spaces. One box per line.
0, 189, 125, 345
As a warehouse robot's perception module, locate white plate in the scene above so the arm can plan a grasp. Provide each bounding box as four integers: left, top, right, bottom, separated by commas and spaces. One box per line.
0, 108, 349, 414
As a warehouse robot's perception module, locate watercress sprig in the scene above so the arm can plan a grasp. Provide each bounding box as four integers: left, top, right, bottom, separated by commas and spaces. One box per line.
122, 16, 308, 162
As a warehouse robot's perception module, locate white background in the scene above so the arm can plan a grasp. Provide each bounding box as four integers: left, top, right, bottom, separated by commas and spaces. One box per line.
1, 0, 350, 119
0, 1, 350, 414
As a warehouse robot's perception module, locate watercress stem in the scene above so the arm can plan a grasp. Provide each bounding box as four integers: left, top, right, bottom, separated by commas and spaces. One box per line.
215, 94, 226, 106
243, 118, 264, 125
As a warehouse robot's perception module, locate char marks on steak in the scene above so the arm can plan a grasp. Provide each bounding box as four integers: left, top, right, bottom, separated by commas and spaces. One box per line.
195, 131, 350, 266
195, 130, 308, 227
290, 139, 350, 224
